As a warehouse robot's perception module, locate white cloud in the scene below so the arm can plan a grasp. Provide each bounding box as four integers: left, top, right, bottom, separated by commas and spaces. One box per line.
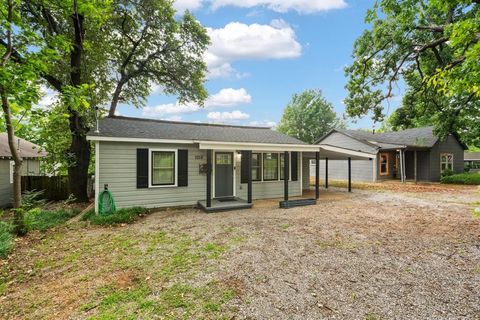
210, 0, 347, 13
205, 20, 301, 78
207, 110, 250, 121
173, 0, 203, 12
248, 120, 276, 128
164, 115, 183, 121
35, 87, 58, 110
142, 88, 251, 117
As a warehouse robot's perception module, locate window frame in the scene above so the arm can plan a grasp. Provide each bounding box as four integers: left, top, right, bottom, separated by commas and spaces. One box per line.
149, 149, 178, 187
251, 152, 262, 182
440, 153, 454, 172
379, 152, 390, 176
263, 152, 279, 181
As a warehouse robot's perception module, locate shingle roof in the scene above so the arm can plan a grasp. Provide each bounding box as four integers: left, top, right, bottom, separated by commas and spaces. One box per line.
88, 116, 306, 145
0, 133, 47, 159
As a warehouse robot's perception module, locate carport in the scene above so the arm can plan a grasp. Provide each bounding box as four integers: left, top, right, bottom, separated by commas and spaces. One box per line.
303, 144, 376, 197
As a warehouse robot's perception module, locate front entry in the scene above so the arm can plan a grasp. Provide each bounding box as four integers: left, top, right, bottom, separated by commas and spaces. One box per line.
214, 152, 234, 198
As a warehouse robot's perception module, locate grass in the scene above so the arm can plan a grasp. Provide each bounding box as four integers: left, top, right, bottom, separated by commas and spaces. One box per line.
24, 208, 80, 232
81, 207, 149, 225
441, 172, 480, 185
0, 221, 13, 258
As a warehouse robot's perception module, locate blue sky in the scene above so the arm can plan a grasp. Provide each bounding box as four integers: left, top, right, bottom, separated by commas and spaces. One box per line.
116, 0, 393, 130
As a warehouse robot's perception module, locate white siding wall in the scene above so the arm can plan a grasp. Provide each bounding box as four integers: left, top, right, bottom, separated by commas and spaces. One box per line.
98, 141, 303, 209
0, 160, 12, 207
310, 159, 375, 183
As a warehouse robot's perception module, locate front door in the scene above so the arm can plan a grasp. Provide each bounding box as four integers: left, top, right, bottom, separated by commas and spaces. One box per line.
215, 152, 234, 198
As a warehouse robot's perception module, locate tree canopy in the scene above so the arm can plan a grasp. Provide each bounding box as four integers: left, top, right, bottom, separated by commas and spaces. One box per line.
277, 90, 345, 144
345, 0, 480, 147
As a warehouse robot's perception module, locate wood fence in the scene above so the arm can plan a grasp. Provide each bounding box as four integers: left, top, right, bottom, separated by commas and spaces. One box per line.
21, 176, 71, 201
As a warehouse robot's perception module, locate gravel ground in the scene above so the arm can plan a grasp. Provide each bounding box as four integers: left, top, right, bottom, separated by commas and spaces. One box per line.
141, 187, 480, 320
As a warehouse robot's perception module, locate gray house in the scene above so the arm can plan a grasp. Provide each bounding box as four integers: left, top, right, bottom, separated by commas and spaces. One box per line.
87, 116, 325, 212
315, 127, 466, 183
0, 133, 46, 207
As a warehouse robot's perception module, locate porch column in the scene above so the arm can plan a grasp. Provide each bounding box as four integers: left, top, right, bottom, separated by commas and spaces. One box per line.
348, 157, 352, 192
206, 149, 212, 208
284, 151, 289, 201
325, 157, 329, 189
315, 152, 320, 199
414, 150, 418, 183
246, 151, 252, 204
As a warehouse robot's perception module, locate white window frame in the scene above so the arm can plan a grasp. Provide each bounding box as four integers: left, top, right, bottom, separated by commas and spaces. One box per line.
9, 160, 14, 184
440, 153, 454, 172
251, 152, 262, 182
148, 149, 178, 188
249, 152, 292, 183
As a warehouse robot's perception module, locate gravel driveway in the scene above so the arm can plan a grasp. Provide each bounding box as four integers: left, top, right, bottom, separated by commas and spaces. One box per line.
146, 186, 480, 319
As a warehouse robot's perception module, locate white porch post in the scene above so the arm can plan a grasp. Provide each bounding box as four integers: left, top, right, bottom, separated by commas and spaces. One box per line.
94, 141, 99, 214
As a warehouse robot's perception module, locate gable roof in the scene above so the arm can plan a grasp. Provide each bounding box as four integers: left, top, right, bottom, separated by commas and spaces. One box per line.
317, 126, 467, 150
88, 116, 306, 145
0, 133, 47, 159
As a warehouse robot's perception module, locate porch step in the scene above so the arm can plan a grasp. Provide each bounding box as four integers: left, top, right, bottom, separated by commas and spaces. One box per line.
279, 198, 317, 209
197, 198, 253, 213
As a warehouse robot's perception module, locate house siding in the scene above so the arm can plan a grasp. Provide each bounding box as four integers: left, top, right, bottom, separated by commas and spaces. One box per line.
0, 159, 40, 207
429, 135, 465, 181
310, 159, 375, 183
98, 141, 302, 209
320, 132, 378, 154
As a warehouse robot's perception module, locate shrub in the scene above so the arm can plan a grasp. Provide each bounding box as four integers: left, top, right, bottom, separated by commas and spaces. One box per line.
441, 172, 480, 185
21, 190, 47, 210
0, 221, 14, 258
23, 208, 80, 232
441, 168, 455, 177
81, 207, 149, 226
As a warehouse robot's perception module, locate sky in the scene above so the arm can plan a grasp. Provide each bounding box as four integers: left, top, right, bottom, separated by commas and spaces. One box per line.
42, 0, 395, 130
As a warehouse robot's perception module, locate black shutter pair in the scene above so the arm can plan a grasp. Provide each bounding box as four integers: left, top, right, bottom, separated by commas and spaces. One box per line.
136, 148, 188, 188
240, 151, 298, 183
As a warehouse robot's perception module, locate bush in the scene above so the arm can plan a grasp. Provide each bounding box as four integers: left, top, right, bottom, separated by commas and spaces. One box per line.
441, 172, 480, 185
23, 208, 80, 232
441, 168, 455, 177
0, 221, 14, 258
81, 207, 149, 226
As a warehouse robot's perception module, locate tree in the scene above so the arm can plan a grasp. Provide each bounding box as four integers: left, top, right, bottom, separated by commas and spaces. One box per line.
0, 0, 54, 234
277, 90, 345, 144
344, 0, 480, 146
3, 0, 209, 202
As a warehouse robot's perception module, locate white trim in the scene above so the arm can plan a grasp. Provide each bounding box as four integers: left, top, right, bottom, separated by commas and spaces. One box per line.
9, 161, 14, 184
299, 152, 303, 194
148, 149, 178, 188
318, 144, 375, 159
440, 152, 454, 172
198, 141, 319, 152
212, 151, 236, 198
87, 136, 194, 144
94, 141, 99, 214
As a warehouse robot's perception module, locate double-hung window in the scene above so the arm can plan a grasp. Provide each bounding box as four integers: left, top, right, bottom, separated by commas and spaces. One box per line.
151, 150, 176, 186
440, 153, 453, 172
252, 153, 262, 181
280, 153, 288, 180
263, 153, 279, 181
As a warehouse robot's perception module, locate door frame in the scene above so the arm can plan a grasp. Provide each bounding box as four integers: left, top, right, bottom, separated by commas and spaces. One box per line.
212, 151, 236, 198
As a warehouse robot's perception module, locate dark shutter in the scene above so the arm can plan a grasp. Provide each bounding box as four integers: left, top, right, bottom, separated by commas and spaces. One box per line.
178, 149, 188, 187
291, 151, 298, 181
240, 151, 249, 184
136, 148, 149, 188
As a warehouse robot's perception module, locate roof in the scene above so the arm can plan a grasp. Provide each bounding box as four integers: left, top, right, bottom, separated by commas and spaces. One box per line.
0, 133, 47, 159
318, 126, 466, 150
88, 116, 307, 145
465, 152, 480, 161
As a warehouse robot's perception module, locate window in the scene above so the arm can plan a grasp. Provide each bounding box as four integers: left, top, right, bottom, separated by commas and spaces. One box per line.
252, 153, 262, 181
216, 153, 232, 165
440, 153, 453, 172
379, 153, 389, 175
263, 153, 279, 181
280, 153, 290, 180
151, 151, 176, 186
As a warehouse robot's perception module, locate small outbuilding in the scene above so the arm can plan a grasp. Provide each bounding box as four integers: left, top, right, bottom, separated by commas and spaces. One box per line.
314, 127, 466, 183
0, 133, 46, 207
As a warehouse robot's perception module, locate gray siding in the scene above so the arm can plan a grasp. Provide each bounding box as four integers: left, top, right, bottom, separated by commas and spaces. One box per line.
302, 157, 310, 190
98, 141, 302, 209
310, 159, 374, 183
0, 160, 12, 207
320, 132, 377, 154
429, 135, 465, 181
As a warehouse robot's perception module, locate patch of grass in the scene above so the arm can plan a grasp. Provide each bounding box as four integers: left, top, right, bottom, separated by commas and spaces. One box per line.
24, 208, 79, 232
441, 172, 480, 185
0, 221, 14, 258
279, 223, 290, 230
473, 207, 480, 219
474, 266, 480, 273
203, 243, 226, 259
365, 314, 381, 320
81, 207, 149, 226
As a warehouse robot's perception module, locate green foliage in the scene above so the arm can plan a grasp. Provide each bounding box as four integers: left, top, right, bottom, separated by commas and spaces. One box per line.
23, 208, 79, 232
277, 89, 345, 144
441, 172, 480, 185
345, 0, 480, 147
441, 168, 455, 177
21, 190, 47, 211
0, 221, 14, 259
82, 207, 149, 225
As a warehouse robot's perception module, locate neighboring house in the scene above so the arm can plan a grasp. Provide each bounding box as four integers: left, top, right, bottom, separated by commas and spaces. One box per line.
314, 127, 466, 183
465, 152, 480, 170
0, 133, 46, 207
87, 116, 324, 212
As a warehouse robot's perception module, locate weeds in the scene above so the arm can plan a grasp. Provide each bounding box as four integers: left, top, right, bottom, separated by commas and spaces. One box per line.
81, 207, 149, 225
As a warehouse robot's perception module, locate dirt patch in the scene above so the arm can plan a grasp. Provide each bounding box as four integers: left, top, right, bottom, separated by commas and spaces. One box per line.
1, 187, 479, 319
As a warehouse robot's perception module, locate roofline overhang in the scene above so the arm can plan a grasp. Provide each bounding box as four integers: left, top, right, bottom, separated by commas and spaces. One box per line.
318, 144, 376, 159
86, 135, 319, 152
